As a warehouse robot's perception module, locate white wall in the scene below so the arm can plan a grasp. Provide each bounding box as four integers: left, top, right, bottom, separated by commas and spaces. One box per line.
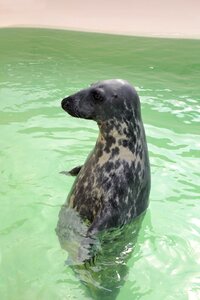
0, 0, 200, 38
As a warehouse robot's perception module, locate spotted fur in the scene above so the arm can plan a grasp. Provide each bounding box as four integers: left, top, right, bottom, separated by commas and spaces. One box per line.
61, 79, 151, 235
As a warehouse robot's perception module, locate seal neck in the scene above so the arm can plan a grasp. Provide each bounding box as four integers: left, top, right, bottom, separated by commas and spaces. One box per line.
97, 119, 140, 143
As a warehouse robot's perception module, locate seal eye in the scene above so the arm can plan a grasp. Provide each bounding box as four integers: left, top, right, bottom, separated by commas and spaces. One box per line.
91, 88, 104, 102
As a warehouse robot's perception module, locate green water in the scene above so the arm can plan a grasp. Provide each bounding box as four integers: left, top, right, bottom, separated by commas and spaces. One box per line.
0, 28, 200, 300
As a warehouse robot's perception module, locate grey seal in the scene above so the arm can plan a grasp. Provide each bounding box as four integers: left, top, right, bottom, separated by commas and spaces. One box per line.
60, 79, 150, 236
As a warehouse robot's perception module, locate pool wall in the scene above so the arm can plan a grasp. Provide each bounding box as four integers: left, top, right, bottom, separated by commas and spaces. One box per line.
0, 0, 200, 38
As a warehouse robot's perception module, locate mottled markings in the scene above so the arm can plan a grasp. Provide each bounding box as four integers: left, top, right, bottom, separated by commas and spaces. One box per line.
111, 147, 119, 158
104, 136, 116, 153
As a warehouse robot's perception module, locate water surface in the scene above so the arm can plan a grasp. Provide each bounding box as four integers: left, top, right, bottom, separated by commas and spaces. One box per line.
0, 28, 200, 300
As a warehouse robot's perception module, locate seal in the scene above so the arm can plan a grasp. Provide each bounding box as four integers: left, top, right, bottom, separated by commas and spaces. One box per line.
60, 79, 150, 236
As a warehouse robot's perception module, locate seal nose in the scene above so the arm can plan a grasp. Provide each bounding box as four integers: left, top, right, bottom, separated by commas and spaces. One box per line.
61, 96, 71, 110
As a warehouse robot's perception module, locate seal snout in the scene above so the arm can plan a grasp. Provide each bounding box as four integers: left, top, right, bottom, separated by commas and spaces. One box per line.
61, 96, 80, 118
61, 96, 72, 111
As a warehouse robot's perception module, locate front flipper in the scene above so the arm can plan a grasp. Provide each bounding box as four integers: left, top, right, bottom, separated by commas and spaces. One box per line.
60, 165, 82, 176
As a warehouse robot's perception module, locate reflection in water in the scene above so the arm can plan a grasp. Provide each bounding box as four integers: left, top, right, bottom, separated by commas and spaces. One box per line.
56, 206, 145, 299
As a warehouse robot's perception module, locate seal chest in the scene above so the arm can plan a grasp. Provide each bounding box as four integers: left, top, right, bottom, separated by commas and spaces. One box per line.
61, 79, 150, 235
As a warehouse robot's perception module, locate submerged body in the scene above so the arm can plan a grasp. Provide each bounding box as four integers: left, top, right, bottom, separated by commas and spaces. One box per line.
60, 79, 151, 235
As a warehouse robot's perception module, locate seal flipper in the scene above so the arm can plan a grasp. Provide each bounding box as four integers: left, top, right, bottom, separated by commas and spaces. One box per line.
60, 165, 82, 176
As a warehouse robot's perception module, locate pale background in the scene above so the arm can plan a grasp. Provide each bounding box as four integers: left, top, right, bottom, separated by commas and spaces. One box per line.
0, 0, 200, 38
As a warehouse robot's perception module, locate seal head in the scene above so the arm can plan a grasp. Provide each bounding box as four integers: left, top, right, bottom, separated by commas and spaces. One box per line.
61, 79, 141, 124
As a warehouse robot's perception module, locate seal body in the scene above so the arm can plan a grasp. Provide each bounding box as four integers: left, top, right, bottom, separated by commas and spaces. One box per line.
61, 79, 150, 235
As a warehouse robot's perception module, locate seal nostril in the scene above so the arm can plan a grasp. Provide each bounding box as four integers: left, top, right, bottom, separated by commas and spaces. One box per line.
61, 97, 71, 110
